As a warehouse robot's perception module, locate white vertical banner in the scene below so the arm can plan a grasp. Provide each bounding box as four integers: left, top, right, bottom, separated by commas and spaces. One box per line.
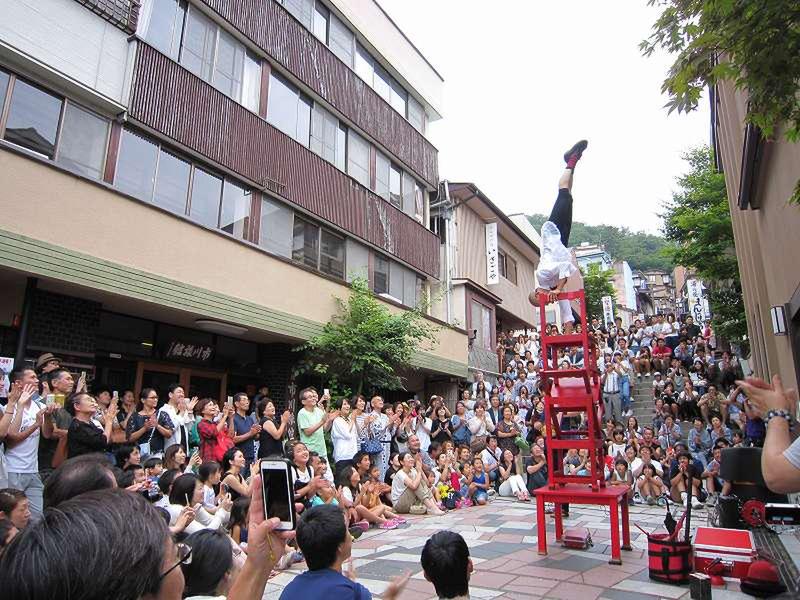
686, 279, 710, 321
601, 295, 614, 326
0, 356, 14, 399
485, 222, 499, 285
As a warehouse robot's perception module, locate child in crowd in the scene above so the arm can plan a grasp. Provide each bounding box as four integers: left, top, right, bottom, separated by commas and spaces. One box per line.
154, 469, 180, 509
607, 459, 633, 503
603, 418, 617, 442
365, 464, 397, 517
624, 417, 641, 446
229, 496, 250, 547
309, 452, 335, 485
652, 446, 671, 477
467, 458, 490, 505
624, 445, 637, 468
458, 462, 474, 506
311, 481, 338, 507
142, 457, 164, 503
576, 449, 590, 476
436, 452, 455, 488
383, 452, 401, 484
144, 456, 164, 484
636, 463, 665, 505
652, 372, 666, 396
198, 461, 223, 514
607, 429, 627, 461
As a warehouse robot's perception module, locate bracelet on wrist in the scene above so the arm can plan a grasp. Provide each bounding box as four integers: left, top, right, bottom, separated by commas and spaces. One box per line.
766, 409, 796, 430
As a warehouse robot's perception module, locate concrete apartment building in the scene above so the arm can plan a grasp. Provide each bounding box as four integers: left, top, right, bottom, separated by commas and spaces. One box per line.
430, 183, 542, 378
712, 80, 800, 389
631, 269, 679, 316
574, 242, 613, 272
0, 0, 468, 405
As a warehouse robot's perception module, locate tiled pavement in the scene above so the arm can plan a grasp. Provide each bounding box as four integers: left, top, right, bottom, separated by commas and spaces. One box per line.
263, 498, 768, 599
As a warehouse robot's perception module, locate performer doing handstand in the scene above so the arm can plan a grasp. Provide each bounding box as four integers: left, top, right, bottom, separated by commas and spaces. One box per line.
530, 139, 588, 335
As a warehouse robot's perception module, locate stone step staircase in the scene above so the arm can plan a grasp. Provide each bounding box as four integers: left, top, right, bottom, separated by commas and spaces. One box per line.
623, 375, 691, 437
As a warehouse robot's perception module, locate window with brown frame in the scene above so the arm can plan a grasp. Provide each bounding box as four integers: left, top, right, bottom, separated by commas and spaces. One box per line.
0, 69, 110, 179
498, 249, 517, 285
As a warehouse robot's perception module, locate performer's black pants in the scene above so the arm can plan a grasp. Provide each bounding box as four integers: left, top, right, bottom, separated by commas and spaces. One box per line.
546, 188, 580, 326
548, 188, 573, 247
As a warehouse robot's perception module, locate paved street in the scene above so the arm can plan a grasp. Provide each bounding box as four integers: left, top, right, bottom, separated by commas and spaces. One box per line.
264, 498, 766, 600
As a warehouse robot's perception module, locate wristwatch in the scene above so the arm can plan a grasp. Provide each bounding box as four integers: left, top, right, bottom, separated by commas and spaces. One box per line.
766, 409, 796, 430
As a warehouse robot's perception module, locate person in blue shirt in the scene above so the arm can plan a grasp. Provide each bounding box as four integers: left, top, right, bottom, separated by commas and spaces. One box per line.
230, 393, 260, 477
279, 504, 408, 600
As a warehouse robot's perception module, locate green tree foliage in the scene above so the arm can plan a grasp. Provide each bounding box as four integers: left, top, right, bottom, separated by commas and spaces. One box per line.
526, 215, 673, 272
661, 146, 748, 352
296, 277, 439, 396
641, 0, 800, 205
582, 263, 616, 323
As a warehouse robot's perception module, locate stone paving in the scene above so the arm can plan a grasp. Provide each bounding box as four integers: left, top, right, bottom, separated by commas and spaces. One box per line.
263, 497, 765, 599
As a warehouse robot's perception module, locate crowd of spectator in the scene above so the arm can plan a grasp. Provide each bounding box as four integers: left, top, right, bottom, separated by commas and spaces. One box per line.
492, 312, 764, 510
0, 351, 515, 599
0, 313, 794, 600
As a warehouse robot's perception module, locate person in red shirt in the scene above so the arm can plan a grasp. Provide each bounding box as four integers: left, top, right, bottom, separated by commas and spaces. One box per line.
651, 338, 673, 374
196, 398, 234, 463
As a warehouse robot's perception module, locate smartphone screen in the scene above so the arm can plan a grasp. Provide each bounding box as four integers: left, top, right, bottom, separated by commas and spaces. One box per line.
261, 460, 296, 530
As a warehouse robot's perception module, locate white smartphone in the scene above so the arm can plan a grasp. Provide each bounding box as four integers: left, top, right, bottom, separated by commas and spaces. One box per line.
323, 388, 330, 397
260, 459, 296, 530
226, 395, 234, 408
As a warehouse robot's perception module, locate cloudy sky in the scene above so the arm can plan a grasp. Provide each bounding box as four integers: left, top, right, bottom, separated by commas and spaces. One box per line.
381, 0, 710, 234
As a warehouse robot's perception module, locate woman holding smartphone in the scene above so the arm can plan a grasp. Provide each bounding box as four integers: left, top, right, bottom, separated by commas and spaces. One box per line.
125, 388, 174, 459
257, 400, 291, 458
167, 473, 232, 535
196, 398, 234, 464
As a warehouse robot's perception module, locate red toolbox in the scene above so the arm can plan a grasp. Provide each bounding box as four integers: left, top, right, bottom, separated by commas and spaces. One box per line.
694, 527, 756, 580
563, 527, 592, 549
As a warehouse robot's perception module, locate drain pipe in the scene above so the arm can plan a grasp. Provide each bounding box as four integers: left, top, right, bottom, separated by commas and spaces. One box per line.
436, 180, 455, 325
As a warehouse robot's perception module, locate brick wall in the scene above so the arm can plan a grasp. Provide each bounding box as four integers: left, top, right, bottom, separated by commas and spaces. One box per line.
27, 290, 101, 355
257, 343, 295, 411
73, 0, 140, 34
